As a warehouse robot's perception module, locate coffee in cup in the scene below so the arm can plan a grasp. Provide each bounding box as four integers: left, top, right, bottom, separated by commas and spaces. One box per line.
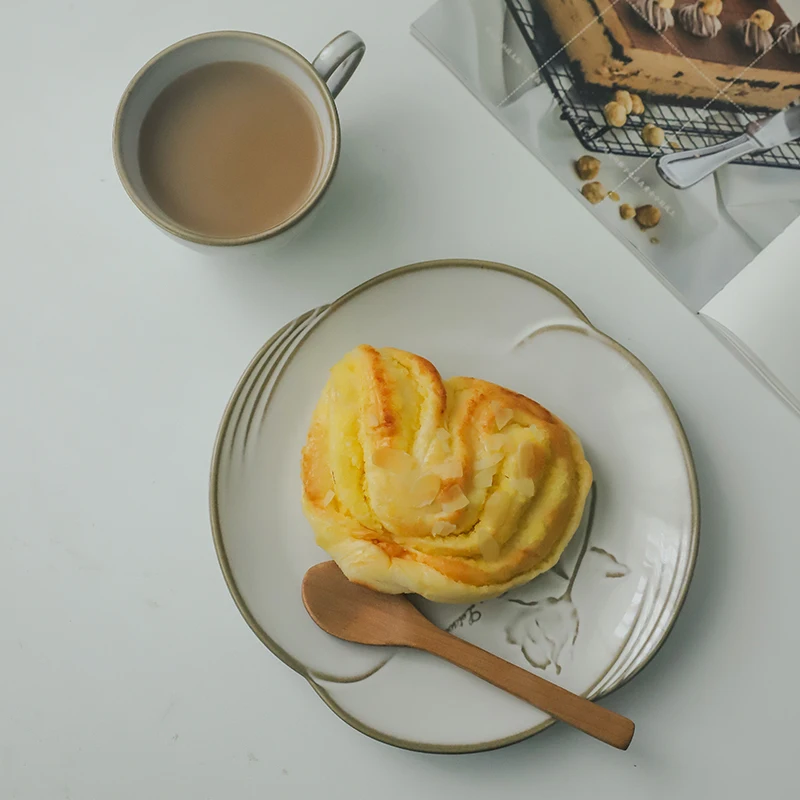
113, 31, 365, 247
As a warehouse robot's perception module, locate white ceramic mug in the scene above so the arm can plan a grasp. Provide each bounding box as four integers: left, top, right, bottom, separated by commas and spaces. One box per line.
113, 30, 365, 248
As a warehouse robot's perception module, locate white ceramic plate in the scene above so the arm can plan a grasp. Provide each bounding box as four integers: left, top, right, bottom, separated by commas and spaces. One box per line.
210, 260, 699, 753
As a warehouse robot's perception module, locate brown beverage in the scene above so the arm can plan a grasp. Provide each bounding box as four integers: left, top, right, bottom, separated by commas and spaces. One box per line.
138, 61, 323, 239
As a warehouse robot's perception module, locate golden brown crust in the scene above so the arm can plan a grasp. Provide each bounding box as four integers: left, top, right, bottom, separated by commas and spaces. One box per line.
301, 346, 593, 603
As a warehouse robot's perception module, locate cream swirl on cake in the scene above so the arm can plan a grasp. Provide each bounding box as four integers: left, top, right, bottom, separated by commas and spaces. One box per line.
632, 0, 676, 31
738, 10, 776, 55
677, 0, 723, 37
776, 22, 800, 54
301, 345, 593, 603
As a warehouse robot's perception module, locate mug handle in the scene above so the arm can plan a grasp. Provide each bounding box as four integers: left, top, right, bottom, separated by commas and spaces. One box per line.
312, 31, 365, 99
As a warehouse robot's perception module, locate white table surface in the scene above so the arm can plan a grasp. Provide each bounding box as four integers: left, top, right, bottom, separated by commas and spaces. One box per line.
3, 1, 799, 797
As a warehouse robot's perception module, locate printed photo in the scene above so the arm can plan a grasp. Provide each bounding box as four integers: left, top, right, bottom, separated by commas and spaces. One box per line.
413, 0, 800, 312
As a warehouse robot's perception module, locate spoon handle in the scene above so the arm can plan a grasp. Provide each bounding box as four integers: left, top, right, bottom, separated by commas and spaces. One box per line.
414, 625, 634, 750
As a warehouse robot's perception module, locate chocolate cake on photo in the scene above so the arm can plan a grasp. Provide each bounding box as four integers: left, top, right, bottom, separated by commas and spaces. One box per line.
535, 0, 800, 109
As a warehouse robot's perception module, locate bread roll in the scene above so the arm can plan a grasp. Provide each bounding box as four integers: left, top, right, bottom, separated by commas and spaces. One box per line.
301, 345, 592, 603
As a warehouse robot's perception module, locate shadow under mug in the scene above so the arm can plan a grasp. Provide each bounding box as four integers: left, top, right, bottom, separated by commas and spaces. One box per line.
113, 30, 365, 248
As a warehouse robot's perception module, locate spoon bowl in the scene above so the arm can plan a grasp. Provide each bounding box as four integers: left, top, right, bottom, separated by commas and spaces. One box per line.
302, 560, 424, 646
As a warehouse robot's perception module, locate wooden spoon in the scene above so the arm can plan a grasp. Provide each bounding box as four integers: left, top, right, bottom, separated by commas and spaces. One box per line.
302, 561, 634, 750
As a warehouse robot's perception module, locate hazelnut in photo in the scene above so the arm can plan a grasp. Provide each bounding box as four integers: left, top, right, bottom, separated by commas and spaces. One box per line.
608, 190, 620, 202
642, 123, 666, 147
750, 9, 775, 31
619, 203, 636, 220
581, 181, 606, 204
614, 90, 633, 114
574, 155, 601, 181
700, 0, 723, 16
635, 204, 661, 229
630, 94, 645, 115
604, 101, 628, 128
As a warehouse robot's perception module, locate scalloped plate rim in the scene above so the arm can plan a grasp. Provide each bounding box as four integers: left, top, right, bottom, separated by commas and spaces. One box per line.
209, 258, 700, 753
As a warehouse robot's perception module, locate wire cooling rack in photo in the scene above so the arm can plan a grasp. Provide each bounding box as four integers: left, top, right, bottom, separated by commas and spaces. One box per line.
504, 0, 800, 170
